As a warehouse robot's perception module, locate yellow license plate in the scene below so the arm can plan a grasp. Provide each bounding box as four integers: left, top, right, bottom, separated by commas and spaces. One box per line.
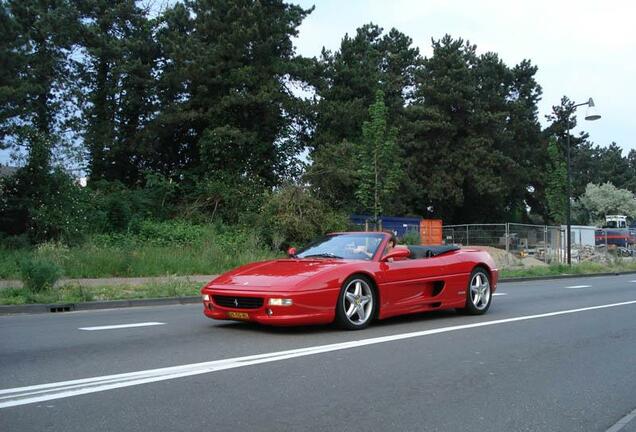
227, 311, 249, 320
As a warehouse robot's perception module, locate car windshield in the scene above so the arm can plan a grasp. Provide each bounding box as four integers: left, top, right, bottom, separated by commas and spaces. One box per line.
295, 233, 385, 261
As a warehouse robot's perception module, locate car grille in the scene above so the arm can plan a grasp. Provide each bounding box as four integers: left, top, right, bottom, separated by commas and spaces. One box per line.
213, 295, 264, 309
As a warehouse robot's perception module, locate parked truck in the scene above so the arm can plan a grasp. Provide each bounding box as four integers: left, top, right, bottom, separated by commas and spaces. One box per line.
595, 215, 636, 248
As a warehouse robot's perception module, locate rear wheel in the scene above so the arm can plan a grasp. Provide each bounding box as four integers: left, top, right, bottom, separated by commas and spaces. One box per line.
335, 275, 376, 330
460, 267, 492, 315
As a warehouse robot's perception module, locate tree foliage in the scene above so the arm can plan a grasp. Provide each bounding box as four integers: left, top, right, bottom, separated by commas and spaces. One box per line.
354, 90, 402, 220
3, 3, 636, 247
0, 0, 81, 161
258, 185, 348, 249
401, 35, 544, 222
146, 0, 313, 185
579, 183, 636, 224
78, 0, 157, 184
305, 24, 420, 210
544, 137, 567, 223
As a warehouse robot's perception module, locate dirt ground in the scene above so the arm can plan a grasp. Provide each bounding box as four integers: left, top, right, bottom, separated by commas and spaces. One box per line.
463, 245, 548, 269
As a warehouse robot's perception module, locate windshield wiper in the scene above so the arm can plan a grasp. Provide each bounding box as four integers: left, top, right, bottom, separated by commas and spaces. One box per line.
302, 253, 343, 259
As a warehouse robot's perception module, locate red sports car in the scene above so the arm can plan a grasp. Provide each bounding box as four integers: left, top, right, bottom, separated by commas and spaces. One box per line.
201, 231, 498, 330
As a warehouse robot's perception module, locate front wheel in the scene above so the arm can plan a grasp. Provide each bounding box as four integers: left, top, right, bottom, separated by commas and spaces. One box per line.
335, 275, 376, 330
460, 267, 492, 315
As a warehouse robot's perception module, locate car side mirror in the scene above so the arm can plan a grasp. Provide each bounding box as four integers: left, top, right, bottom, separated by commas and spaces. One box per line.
287, 247, 297, 257
380, 248, 410, 262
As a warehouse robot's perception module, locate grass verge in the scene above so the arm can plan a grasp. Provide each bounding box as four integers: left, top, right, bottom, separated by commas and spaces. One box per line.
500, 261, 636, 279
0, 238, 279, 279
0, 280, 203, 305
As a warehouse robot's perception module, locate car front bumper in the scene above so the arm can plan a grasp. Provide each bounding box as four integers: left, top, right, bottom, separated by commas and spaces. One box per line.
201, 286, 339, 326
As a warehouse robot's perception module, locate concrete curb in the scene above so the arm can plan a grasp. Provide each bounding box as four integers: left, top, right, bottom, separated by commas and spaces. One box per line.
4, 271, 636, 316
0, 296, 200, 315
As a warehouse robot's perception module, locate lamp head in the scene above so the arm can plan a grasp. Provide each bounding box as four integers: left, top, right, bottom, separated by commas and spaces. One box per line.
584, 98, 601, 121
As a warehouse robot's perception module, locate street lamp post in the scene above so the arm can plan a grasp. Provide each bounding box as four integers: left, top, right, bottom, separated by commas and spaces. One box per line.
564, 98, 601, 265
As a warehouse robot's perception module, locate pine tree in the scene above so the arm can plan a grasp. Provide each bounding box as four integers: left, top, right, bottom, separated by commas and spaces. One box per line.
0, 0, 81, 161
78, 0, 157, 184
147, 0, 313, 185
402, 35, 544, 223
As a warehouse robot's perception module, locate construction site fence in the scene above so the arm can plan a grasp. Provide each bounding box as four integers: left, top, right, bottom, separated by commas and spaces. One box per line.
442, 223, 616, 264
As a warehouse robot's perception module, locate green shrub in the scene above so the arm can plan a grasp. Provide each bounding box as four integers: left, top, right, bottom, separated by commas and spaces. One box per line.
401, 230, 421, 245
34, 241, 71, 268
105, 196, 132, 231
19, 258, 62, 292
1, 164, 91, 245
0, 234, 31, 250
259, 185, 349, 249
134, 220, 206, 246
90, 233, 136, 248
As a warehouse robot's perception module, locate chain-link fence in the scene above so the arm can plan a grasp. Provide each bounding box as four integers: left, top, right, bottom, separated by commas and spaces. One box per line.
567, 226, 634, 262
351, 218, 627, 265
442, 223, 621, 265
442, 224, 507, 250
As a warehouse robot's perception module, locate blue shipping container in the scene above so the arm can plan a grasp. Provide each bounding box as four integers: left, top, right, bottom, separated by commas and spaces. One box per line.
350, 215, 421, 239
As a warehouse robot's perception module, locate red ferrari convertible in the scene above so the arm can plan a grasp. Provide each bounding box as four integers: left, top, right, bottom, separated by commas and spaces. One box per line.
201, 231, 498, 330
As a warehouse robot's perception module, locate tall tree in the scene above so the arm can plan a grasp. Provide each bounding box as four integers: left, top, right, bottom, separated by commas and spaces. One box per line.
594, 142, 632, 191
0, 0, 81, 164
402, 36, 478, 221
306, 24, 420, 210
0, 2, 21, 149
355, 90, 402, 220
543, 96, 591, 198
402, 35, 544, 223
78, 0, 157, 184
146, 0, 313, 186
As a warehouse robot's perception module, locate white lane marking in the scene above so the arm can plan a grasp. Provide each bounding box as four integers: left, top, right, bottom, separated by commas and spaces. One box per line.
630, 280, 636, 283
606, 406, 636, 432
565, 285, 592, 289
2, 299, 636, 409
78, 322, 165, 331
493, 293, 507, 296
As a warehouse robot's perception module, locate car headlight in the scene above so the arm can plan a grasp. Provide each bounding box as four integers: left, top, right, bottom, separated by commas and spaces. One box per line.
268, 298, 293, 306
202, 294, 210, 301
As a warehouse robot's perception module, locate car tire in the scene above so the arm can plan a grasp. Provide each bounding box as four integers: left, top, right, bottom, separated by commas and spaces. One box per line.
335, 275, 377, 330
459, 267, 492, 315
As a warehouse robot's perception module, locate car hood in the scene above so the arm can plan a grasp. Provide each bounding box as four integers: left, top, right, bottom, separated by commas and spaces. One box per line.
208, 259, 346, 291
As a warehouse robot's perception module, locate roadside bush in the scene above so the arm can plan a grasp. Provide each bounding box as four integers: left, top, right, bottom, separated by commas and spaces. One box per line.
105, 196, 132, 232
258, 185, 349, 249
1, 165, 91, 245
34, 241, 71, 268
134, 220, 206, 246
89, 233, 135, 248
401, 230, 421, 245
181, 173, 266, 224
19, 258, 62, 292
213, 225, 264, 250
0, 233, 31, 250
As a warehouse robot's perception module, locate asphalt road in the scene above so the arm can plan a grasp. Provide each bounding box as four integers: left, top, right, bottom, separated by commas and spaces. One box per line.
1, 274, 636, 432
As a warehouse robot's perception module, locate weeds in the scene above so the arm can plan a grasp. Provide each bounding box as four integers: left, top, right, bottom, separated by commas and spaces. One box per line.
0, 280, 202, 305
19, 259, 62, 292
0, 224, 279, 279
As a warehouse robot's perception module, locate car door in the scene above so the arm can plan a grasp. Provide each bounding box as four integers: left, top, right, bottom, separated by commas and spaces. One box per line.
377, 252, 450, 313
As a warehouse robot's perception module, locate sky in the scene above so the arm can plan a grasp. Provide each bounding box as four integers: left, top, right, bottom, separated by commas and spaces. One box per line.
292, 0, 636, 153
